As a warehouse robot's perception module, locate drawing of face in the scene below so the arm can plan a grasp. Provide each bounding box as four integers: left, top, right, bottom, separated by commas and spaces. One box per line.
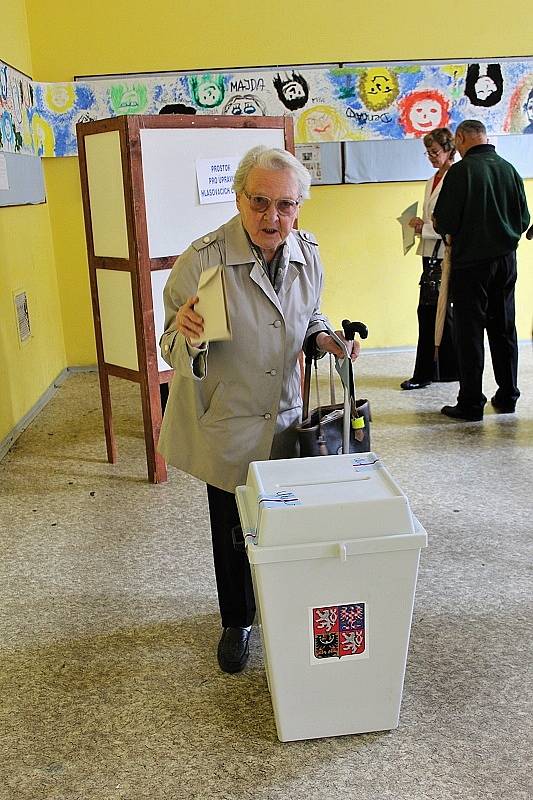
109, 84, 148, 115
45, 84, 75, 114
465, 64, 503, 107
30, 112, 56, 156
296, 105, 343, 142
284, 81, 306, 103
273, 71, 309, 111
198, 82, 221, 106
409, 99, 443, 131
189, 76, 225, 109
359, 67, 399, 111
475, 75, 497, 101
223, 94, 265, 116
398, 90, 449, 136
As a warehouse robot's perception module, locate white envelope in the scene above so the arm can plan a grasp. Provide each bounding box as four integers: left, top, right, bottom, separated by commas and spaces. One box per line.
191, 264, 232, 344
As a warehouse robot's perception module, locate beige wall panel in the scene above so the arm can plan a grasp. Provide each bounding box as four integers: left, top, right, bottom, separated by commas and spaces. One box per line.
96, 268, 138, 370
85, 131, 129, 258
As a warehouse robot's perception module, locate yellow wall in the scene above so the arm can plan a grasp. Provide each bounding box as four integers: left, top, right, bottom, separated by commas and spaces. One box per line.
23, 0, 532, 364
0, 1, 66, 444
2, 1, 531, 439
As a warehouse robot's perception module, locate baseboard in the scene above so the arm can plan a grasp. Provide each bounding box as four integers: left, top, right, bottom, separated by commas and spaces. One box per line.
0, 365, 97, 462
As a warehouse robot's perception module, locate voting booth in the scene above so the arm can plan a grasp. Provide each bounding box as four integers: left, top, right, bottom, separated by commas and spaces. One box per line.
236, 452, 427, 742
77, 114, 293, 482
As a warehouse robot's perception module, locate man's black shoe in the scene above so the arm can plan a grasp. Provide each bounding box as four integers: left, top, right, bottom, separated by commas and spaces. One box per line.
490, 396, 516, 414
441, 404, 483, 421
401, 379, 431, 390
217, 627, 251, 674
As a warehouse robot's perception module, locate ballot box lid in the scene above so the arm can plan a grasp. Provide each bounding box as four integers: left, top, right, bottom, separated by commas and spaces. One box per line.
236, 453, 417, 547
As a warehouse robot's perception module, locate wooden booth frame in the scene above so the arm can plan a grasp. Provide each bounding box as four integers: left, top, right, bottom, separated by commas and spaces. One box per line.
77, 114, 294, 483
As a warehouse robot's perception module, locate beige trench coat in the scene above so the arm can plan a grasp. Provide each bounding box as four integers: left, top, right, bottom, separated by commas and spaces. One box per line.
158, 214, 330, 493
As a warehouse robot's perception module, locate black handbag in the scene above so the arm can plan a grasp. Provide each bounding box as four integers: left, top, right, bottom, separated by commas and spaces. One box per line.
297, 350, 371, 457
419, 239, 443, 306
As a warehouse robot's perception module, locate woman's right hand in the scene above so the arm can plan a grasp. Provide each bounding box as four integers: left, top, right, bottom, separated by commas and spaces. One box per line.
176, 296, 204, 344
408, 216, 424, 235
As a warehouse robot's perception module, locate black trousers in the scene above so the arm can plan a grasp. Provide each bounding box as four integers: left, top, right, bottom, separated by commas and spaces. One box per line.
206, 484, 256, 628
450, 251, 520, 413
412, 257, 457, 383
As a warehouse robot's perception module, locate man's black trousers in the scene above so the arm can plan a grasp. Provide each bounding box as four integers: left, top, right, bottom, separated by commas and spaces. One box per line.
450, 251, 520, 413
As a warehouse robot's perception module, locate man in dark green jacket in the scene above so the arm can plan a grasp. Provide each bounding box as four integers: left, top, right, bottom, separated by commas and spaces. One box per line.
433, 119, 530, 421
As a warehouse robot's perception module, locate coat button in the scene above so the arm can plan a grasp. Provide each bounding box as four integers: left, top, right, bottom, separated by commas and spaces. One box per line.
264, 413, 272, 420
269, 369, 277, 376
273, 320, 281, 328
203, 236, 210, 243
164, 344, 169, 353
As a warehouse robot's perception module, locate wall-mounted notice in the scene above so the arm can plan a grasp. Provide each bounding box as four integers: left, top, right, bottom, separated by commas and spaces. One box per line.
298, 144, 323, 182
196, 157, 238, 205
0, 155, 9, 190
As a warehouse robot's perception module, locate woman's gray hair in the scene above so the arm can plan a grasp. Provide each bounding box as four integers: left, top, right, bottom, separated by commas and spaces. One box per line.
233, 145, 311, 200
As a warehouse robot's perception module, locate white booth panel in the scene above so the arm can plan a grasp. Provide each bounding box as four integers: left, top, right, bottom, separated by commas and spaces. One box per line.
140, 126, 286, 259
151, 268, 172, 371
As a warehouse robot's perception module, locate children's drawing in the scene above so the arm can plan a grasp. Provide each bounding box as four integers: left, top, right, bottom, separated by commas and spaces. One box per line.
273, 71, 309, 111
189, 75, 225, 108
464, 64, 503, 107
0, 112, 13, 148
2, 57, 533, 157
11, 81, 23, 124
296, 104, 347, 142
398, 90, 450, 136
109, 84, 148, 115
523, 87, 533, 133
222, 94, 265, 116
45, 84, 76, 114
0, 65, 8, 103
30, 112, 55, 157
359, 67, 399, 111
159, 103, 197, 114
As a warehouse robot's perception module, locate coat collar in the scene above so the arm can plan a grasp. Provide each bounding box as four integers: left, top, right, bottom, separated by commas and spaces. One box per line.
224, 214, 307, 267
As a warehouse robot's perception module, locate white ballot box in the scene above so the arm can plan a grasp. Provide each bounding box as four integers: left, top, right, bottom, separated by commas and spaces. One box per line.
235, 453, 427, 742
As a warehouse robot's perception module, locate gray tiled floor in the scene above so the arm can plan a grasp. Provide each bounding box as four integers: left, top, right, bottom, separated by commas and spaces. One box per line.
1, 346, 531, 800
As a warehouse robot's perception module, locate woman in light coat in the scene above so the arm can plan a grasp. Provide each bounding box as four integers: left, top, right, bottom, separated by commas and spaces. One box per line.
159, 146, 359, 673
402, 128, 458, 389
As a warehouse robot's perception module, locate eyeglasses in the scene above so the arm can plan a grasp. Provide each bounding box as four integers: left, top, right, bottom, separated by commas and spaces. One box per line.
243, 190, 300, 216
426, 149, 444, 158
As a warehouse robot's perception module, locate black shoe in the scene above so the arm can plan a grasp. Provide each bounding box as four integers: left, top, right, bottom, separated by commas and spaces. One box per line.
490, 396, 516, 414
217, 627, 251, 674
400, 379, 431, 390
441, 404, 483, 421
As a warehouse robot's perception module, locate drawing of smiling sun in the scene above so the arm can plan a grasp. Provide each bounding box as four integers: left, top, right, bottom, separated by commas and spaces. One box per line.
359, 67, 399, 111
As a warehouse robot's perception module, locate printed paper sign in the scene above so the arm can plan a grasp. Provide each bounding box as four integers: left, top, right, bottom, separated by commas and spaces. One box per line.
196, 157, 239, 205
310, 602, 368, 663
0, 155, 9, 190
297, 144, 322, 181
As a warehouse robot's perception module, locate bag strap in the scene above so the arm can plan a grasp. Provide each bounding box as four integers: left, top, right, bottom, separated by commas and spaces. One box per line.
302, 352, 312, 420
430, 237, 445, 261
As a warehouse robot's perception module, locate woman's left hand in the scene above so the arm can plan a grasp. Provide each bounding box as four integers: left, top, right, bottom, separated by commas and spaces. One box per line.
316, 331, 361, 361
409, 216, 424, 235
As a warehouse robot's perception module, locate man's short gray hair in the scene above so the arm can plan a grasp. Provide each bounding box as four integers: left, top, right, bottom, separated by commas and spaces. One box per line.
233, 145, 311, 199
456, 119, 487, 137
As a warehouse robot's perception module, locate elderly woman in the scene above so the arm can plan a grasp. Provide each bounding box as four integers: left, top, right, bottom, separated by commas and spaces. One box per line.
158, 146, 359, 673
401, 127, 458, 389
